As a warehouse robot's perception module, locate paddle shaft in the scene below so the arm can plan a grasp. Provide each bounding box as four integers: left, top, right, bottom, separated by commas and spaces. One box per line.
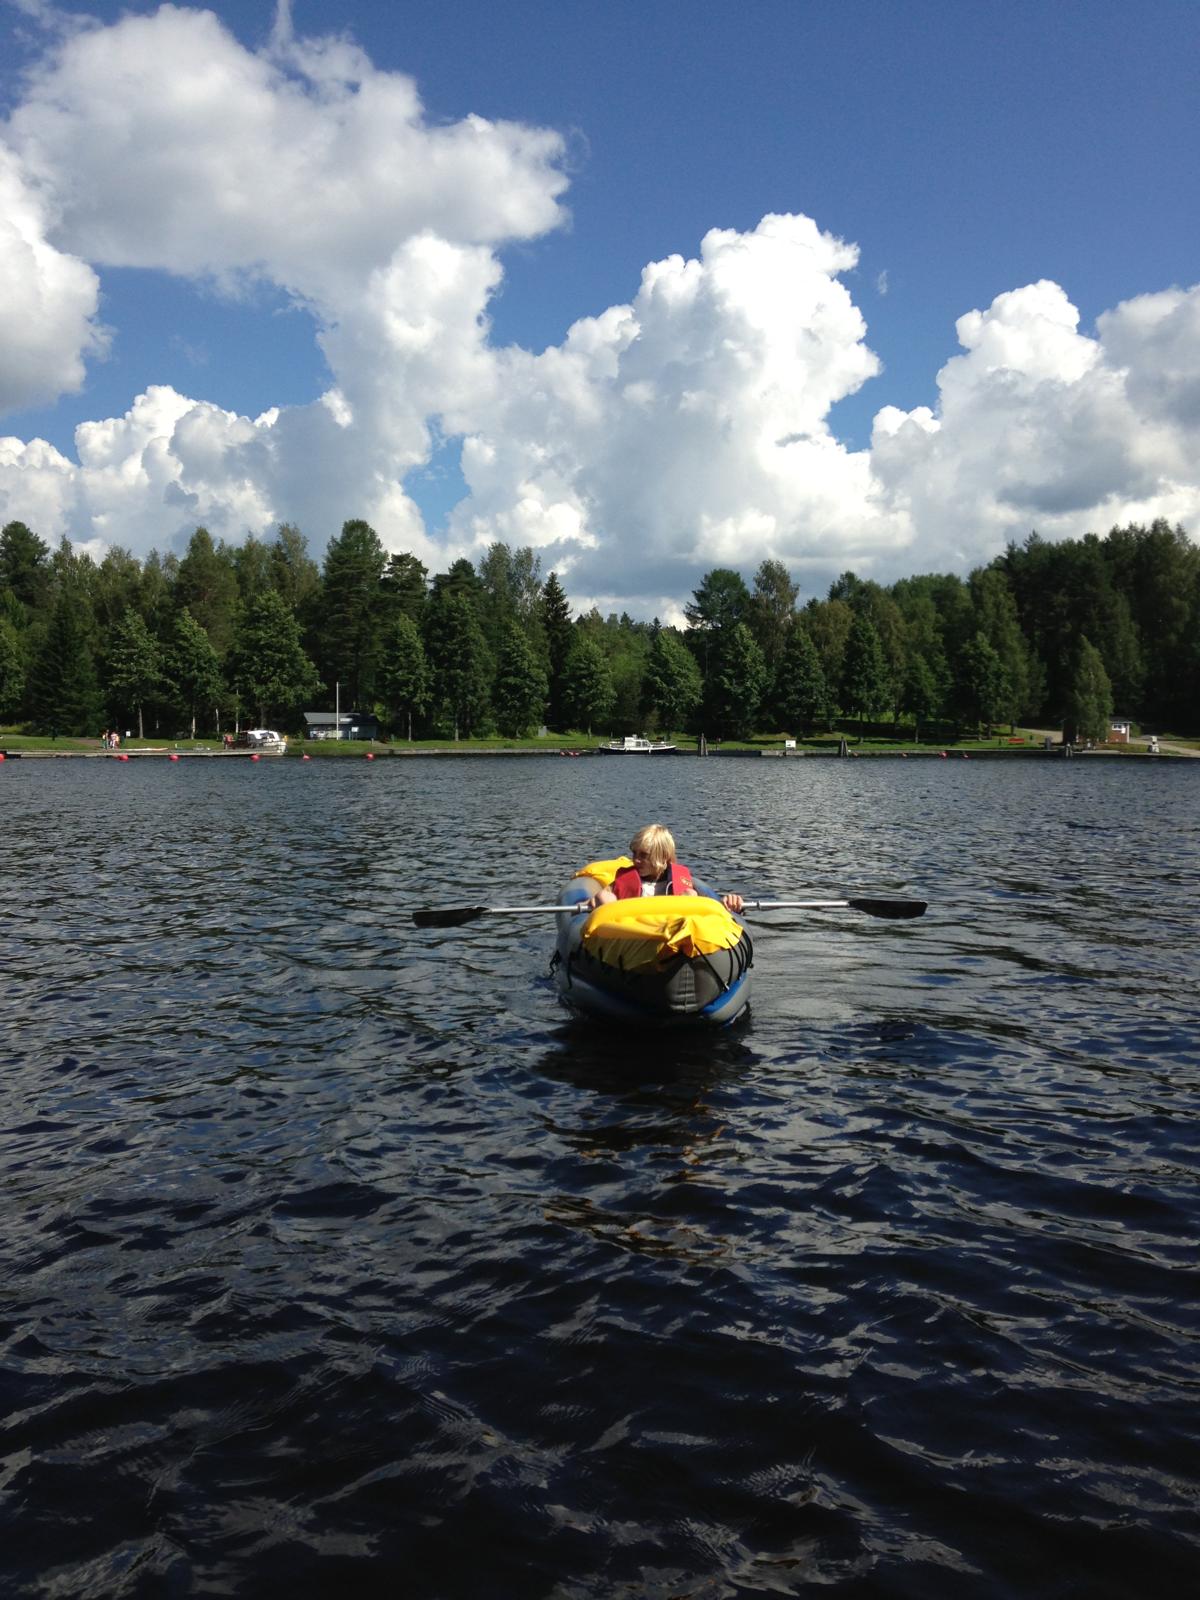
412, 895, 926, 928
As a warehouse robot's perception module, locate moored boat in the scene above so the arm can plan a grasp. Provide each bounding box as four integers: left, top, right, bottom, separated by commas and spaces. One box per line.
596, 735, 677, 754
553, 871, 752, 1028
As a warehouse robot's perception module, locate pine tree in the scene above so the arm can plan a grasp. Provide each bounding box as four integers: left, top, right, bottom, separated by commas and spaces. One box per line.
26, 588, 103, 736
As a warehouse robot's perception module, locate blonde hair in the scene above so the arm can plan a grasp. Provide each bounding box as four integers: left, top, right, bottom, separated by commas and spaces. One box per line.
629, 823, 676, 873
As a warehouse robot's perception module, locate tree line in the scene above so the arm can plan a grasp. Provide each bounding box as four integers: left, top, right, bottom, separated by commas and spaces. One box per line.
0, 515, 1196, 743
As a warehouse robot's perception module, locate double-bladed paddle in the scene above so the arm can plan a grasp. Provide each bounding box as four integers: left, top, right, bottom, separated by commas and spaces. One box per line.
412, 896, 926, 929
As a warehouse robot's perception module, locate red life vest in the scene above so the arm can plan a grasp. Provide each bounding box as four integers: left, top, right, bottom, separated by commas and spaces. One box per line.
612, 861, 695, 899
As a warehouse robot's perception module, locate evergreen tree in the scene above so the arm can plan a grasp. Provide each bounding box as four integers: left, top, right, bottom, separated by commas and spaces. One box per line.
773, 619, 828, 733
233, 535, 275, 606
227, 591, 321, 726
840, 612, 889, 729
171, 607, 224, 738
174, 528, 239, 657
1063, 635, 1113, 744
270, 524, 322, 614
561, 635, 615, 735
379, 551, 429, 625
423, 588, 492, 739
705, 622, 767, 739
642, 628, 702, 733
0, 617, 25, 719
541, 571, 574, 730
685, 568, 752, 678
378, 613, 430, 740
0, 520, 51, 613
317, 519, 387, 710
26, 588, 103, 735
105, 607, 163, 739
492, 621, 548, 737
91, 547, 145, 636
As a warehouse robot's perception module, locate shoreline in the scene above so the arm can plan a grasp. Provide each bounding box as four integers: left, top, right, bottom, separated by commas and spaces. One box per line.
1, 744, 1187, 762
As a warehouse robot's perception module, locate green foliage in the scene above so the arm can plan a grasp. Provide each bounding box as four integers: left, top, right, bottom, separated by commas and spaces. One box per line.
561, 635, 615, 734
378, 612, 430, 739
642, 628, 702, 732
0, 617, 25, 719
380, 551, 428, 625
270, 524, 322, 614
26, 588, 103, 735
175, 528, 239, 659
773, 619, 827, 732
541, 571, 574, 730
1064, 635, 1114, 743
105, 608, 164, 739
957, 631, 1011, 732
227, 590, 322, 725
170, 607, 223, 738
748, 559, 799, 677
3, 513, 1197, 745
492, 620, 548, 737
423, 587, 492, 739
317, 519, 387, 709
0, 520, 51, 612
705, 622, 767, 739
840, 613, 890, 723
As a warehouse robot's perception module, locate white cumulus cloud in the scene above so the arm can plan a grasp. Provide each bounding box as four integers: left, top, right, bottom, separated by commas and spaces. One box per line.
872, 279, 1200, 570
0, 144, 106, 412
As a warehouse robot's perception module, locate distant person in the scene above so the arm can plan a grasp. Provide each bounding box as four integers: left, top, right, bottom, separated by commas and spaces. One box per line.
583, 824, 744, 913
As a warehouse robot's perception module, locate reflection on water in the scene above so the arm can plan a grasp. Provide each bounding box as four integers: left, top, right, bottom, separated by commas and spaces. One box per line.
1, 755, 1198, 1597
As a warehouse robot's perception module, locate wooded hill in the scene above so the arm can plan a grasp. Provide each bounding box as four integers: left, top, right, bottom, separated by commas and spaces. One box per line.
1, 516, 1196, 742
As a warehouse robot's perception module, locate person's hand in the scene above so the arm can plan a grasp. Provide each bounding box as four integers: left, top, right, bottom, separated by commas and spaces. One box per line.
583, 887, 617, 912
721, 893, 744, 913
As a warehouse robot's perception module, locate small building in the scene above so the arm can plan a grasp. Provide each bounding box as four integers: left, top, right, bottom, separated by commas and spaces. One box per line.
1108, 719, 1132, 744
303, 711, 380, 741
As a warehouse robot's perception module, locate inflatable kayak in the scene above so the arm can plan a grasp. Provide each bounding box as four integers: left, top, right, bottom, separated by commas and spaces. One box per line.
552, 864, 752, 1028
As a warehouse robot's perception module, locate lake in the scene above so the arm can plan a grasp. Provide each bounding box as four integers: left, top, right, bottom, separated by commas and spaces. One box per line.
2, 754, 1197, 1597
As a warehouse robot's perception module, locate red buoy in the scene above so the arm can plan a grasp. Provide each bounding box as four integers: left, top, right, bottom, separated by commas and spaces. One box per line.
169, 753, 179, 762
365, 752, 375, 760
251, 753, 259, 762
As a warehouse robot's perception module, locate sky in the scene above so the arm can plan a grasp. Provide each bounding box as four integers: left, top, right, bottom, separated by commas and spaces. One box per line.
1, 0, 1198, 622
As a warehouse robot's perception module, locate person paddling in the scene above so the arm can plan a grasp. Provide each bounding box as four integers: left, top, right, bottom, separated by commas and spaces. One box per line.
582, 823, 744, 913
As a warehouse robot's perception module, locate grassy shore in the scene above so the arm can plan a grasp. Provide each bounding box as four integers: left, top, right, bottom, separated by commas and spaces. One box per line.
3, 727, 1187, 757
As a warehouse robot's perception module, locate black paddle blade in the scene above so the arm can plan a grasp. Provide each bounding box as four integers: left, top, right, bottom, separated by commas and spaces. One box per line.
847, 897, 927, 919
412, 906, 487, 928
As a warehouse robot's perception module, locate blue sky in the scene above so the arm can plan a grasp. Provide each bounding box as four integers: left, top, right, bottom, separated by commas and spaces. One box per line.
2, 0, 1198, 616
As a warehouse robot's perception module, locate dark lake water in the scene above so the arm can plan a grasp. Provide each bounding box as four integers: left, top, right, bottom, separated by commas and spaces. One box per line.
2, 754, 1198, 1597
